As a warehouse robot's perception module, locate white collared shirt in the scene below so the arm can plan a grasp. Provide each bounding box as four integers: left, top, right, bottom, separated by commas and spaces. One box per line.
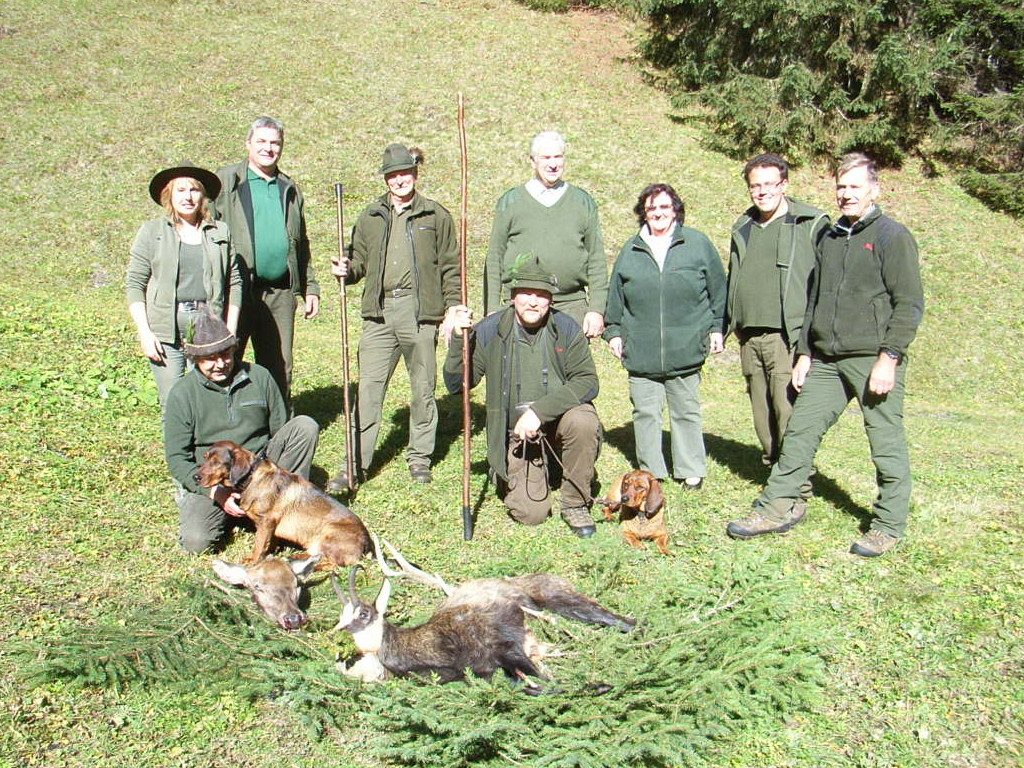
525, 178, 569, 207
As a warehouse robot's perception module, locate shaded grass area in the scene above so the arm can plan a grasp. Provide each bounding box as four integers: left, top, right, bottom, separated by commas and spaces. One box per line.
1, 0, 1022, 766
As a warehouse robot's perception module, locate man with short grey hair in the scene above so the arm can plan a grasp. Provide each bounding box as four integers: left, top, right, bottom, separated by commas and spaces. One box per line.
214, 116, 320, 407
484, 130, 607, 338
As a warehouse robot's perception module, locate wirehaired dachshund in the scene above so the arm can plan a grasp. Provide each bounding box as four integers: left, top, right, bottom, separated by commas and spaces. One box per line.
600, 469, 670, 555
196, 440, 371, 568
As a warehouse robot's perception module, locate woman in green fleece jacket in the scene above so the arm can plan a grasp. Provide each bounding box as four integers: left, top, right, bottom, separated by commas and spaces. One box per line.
604, 183, 726, 488
126, 163, 243, 407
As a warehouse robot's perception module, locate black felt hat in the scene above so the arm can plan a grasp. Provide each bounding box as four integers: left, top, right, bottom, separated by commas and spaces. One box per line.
148, 161, 222, 204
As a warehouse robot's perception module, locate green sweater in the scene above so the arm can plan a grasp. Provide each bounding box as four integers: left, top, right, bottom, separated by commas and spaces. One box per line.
604, 224, 726, 378
443, 308, 598, 481
725, 197, 829, 345
484, 184, 607, 314
163, 362, 286, 493
799, 206, 924, 358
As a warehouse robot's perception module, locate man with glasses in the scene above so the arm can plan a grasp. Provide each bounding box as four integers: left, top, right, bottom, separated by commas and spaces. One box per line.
723, 154, 829, 468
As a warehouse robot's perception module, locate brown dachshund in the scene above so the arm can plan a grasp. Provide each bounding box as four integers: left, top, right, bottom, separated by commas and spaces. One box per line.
600, 469, 670, 555
197, 440, 371, 568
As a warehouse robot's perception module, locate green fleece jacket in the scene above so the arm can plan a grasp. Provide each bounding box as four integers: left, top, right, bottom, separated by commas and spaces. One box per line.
484, 184, 607, 314
163, 362, 286, 494
604, 224, 726, 378
799, 206, 924, 358
213, 160, 320, 299
443, 308, 598, 481
125, 216, 243, 343
345, 192, 461, 322
725, 197, 829, 344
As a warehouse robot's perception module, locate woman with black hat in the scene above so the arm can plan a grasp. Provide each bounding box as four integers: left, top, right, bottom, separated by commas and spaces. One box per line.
126, 162, 243, 406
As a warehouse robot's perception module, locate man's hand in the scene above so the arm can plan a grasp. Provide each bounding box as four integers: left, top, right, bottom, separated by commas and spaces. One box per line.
331, 257, 349, 279
512, 408, 542, 441
582, 311, 605, 339
444, 304, 473, 342
868, 353, 897, 395
791, 354, 812, 392
442, 304, 472, 344
304, 294, 319, 319
210, 484, 246, 517
608, 336, 624, 360
709, 332, 724, 354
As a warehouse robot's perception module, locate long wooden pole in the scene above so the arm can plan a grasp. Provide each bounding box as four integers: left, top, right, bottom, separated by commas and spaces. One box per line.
458, 93, 474, 541
334, 183, 355, 493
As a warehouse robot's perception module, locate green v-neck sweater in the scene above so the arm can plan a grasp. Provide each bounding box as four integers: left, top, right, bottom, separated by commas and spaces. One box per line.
484, 183, 607, 314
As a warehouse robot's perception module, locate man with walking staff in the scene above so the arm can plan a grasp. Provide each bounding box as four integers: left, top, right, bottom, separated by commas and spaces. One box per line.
727, 152, 924, 557
328, 144, 462, 489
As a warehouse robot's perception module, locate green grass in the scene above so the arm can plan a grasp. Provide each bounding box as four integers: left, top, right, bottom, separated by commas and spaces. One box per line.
1, 0, 1022, 766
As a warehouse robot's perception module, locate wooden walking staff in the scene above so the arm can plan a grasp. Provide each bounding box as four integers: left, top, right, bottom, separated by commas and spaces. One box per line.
458, 93, 474, 540
334, 183, 356, 493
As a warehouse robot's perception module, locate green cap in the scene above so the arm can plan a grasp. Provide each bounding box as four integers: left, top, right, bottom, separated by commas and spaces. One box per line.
380, 143, 417, 174
508, 253, 558, 293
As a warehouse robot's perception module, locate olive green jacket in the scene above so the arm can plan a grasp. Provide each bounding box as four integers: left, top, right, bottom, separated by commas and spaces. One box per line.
725, 197, 829, 345
443, 308, 598, 481
345, 192, 461, 322
125, 216, 243, 342
213, 160, 320, 299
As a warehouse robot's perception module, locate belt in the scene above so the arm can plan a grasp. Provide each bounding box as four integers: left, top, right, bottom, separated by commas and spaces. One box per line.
383, 288, 413, 299
177, 300, 208, 311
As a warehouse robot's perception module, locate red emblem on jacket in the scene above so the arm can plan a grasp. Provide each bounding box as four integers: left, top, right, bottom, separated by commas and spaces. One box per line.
864, 242, 874, 251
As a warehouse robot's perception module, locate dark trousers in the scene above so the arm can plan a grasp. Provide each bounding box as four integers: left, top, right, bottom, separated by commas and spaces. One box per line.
501, 404, 601, 525
238, 284, 297, 406
756, 355, 912, 537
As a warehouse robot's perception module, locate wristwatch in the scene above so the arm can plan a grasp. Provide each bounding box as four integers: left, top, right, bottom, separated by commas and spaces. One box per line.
881, 348, 901, 363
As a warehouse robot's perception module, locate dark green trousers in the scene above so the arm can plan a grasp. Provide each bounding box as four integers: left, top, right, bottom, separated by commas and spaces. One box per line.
239, 284, 297, 406
355, 293, 439, 471
756, 354, 911, 537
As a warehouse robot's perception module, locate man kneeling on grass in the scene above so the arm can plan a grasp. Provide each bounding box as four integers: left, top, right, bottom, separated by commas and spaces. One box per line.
444, 255, 602, 538
163, 312, 319, 553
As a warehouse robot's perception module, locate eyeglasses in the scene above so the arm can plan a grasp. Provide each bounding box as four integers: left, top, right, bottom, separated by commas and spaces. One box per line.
748, 181, 784, 193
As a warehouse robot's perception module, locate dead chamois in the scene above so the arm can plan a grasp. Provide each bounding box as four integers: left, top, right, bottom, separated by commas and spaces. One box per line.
332, 538, 635, 685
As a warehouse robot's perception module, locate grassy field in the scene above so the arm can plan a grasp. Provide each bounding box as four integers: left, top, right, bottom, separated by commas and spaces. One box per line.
1, 0, 1022, 766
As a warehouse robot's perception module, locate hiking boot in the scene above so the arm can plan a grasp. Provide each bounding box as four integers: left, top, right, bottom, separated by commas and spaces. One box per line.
326, 469, 356, 493
679, 477, 704, 491
410, 464, 433, 484
726, 500, 807, 540
850, 529, 900, 558
561, 506, 596, 538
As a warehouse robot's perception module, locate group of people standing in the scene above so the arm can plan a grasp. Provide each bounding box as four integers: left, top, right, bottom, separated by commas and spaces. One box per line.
129, 122, 923, 559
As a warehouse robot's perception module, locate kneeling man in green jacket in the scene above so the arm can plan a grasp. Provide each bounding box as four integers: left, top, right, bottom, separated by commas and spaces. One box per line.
727, 153, 924, 557
445, 256, 602, 538
164, 312, 319, 553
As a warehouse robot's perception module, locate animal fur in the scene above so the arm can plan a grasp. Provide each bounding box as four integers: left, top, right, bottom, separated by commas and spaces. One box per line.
601, 469, 670, 555
212, 555, 320, 630
197, 440, 371, 567
334, 552, 636, 684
